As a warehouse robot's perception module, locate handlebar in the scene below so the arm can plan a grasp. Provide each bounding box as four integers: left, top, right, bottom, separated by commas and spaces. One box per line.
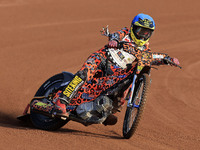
163, 58, 182, 69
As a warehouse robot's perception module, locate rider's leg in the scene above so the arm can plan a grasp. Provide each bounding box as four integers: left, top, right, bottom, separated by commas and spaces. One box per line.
53, 51, 104, 117
53, 69, 88, 117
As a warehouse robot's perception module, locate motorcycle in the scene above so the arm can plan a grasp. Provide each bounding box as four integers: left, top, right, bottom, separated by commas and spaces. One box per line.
17, 49, 181, 139
17, 27, 182, 139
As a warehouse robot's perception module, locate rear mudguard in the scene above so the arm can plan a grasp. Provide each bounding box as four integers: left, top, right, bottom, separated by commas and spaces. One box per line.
17, 72, 74, 121
35, 71, 74, 96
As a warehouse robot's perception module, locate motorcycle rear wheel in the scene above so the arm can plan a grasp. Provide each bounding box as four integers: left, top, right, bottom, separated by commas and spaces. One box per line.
30, 72, 73, 131
123, 73, 150, 139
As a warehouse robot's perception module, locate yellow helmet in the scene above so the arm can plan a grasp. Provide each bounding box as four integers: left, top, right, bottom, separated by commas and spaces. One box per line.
130, 13, 155, 47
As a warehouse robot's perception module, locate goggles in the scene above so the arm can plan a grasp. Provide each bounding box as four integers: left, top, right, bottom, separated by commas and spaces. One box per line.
133, 26, 153, 41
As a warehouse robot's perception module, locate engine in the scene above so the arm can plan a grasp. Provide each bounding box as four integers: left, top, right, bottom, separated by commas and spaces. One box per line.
76, 95, 113, 124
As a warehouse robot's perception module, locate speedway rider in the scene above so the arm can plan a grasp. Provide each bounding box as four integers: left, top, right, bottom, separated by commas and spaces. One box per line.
52, 13, 180, 124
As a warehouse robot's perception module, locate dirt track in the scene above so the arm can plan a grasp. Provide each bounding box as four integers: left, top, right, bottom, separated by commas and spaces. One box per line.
0, 0, 200, 149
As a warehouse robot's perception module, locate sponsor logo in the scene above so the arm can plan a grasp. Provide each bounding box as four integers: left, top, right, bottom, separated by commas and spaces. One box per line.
63, 75, 83, 98
31, 100, 53, 112
137, 18, 154, 28
153, 54, 164, 59
117, 51, 125, 60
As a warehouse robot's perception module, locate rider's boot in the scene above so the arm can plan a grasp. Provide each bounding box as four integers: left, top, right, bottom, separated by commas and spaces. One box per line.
53, 98, 69, 118
102, 114, 118, 126
53, 69, 88, 118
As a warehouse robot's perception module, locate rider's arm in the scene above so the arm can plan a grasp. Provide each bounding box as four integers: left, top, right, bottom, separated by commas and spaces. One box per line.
151, 52, 172, 65
109, 27, 129, 42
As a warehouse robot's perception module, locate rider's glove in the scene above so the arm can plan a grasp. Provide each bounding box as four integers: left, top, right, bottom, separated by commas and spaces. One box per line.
108, 40, 118, 48
108, 32, 120, 48
172, 57, 180, 66
164, 57, 180, 66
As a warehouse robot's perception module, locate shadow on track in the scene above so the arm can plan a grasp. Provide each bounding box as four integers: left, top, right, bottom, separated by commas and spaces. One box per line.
0, 111, 124, 139
55, 128, 123, 139
0, 111, 33, 129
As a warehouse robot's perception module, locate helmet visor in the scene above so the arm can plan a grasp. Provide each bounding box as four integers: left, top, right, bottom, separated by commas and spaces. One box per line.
133, 26, 153, 41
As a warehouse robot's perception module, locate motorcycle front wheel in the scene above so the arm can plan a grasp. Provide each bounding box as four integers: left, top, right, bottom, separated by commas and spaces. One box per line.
123, 73, 150, 139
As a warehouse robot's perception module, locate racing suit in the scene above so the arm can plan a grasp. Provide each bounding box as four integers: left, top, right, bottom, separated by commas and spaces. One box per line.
61, 27, 170, 107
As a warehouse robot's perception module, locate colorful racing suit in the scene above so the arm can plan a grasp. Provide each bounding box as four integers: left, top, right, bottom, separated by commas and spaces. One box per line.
62, 27, 169, 106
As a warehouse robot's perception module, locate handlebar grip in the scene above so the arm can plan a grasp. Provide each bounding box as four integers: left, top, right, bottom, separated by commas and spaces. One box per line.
163, 58, 182, 69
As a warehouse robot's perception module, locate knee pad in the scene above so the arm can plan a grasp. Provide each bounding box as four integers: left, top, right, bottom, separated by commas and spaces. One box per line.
76, 68, 88, 82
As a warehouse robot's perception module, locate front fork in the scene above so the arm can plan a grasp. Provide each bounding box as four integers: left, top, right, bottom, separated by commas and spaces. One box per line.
127, 74, 137, 108
127, 73, 152, 108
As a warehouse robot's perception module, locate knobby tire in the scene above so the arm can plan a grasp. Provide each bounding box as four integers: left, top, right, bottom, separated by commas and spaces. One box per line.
30, 73, 71, 131
123, 73, 150, 139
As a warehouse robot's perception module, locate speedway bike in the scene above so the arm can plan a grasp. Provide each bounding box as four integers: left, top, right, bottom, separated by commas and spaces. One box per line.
17, 46, 181, 139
